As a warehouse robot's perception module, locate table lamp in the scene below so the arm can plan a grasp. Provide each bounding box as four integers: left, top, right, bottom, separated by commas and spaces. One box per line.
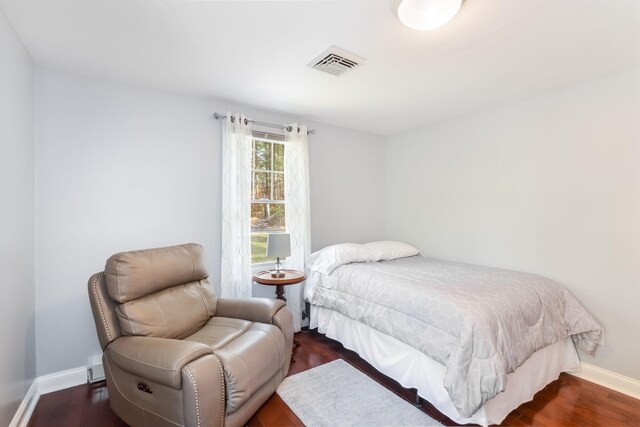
267, 233, 291, 278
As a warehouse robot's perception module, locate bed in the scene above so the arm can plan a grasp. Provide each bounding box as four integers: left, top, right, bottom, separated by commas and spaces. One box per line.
304, 241, 604, 426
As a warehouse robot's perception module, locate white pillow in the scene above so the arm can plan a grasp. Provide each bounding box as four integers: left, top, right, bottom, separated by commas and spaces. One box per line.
364, 241, 421, 261
307, 243, 383, 275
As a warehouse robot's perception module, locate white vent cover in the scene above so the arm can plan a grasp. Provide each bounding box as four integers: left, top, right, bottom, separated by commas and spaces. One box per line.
308, 46, 366, 77
87, 353, 105, 383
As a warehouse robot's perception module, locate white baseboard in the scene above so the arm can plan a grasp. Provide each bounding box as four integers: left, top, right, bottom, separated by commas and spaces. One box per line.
9, 366, 88, 427
8, 380, 39, 427
569, 362, 640, 399
37, 366, 87, 395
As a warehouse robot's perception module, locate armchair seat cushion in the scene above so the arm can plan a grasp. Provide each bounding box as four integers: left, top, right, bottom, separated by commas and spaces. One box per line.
185, 317, 286, 414
184, 317, 251, 350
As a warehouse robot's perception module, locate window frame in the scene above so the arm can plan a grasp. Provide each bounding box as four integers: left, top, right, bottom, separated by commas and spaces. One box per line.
250, 132, 287, 269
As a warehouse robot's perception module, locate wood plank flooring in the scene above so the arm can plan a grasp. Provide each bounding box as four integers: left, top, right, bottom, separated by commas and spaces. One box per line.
28, 330, 640, 426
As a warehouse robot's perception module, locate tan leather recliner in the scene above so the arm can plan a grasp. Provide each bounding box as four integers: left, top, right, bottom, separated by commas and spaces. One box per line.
88, 243, 294, 427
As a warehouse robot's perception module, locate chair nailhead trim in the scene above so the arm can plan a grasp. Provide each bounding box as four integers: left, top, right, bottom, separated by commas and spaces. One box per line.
184, 366, 201, 427
214, 356, 225, 427
92, 273, 112, 341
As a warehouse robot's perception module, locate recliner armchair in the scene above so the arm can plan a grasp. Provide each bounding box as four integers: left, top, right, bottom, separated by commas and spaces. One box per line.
88, 243, 294, 427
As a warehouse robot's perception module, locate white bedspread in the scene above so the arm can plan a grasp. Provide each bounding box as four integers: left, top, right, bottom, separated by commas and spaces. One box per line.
304, 255, 603, 417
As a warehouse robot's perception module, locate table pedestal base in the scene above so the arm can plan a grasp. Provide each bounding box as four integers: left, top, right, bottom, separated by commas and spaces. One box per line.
275, 288, 300, 361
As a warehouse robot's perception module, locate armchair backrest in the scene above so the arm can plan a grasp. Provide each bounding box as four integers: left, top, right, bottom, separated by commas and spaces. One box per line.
89, 243, 217, 350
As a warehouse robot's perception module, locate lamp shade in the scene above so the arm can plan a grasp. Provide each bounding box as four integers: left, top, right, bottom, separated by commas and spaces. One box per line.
392, 0, 462, 31
267, 233, 291, 258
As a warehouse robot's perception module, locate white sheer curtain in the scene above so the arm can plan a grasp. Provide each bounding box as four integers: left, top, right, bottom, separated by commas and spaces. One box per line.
220, 112, 253, 298
284, 124, 312, 331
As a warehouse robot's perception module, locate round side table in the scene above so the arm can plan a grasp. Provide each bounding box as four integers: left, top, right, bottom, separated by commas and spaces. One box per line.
252, 269, 306, 302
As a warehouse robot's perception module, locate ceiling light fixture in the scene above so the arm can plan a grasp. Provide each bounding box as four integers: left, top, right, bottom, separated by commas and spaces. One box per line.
392, 0, 462, 31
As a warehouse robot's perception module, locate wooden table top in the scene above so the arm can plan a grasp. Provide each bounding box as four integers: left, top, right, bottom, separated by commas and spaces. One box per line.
253, 269, 306, 285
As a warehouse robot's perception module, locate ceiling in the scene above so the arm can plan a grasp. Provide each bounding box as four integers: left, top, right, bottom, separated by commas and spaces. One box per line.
2, 0, 639, 135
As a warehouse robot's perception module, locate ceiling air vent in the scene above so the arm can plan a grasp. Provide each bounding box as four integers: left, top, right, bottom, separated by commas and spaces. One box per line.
308, 46, 366, 77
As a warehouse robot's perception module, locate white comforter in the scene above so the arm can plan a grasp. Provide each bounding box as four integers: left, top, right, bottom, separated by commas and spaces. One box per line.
304, 255, 603, 417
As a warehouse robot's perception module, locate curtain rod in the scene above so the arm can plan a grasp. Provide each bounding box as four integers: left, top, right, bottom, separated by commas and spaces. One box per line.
213, 113, 316, 135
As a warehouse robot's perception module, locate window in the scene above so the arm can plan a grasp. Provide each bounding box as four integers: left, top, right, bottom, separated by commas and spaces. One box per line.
251, 137, 285, 264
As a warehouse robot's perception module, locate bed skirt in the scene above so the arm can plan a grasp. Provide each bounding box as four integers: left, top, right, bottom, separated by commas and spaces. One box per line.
310, 305, 580, 426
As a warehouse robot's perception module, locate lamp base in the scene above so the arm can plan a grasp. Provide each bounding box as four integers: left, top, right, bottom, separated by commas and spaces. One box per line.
269, 270, 286, 278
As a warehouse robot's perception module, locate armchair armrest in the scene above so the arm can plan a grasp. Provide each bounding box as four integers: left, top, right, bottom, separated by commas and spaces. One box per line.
217, 297, 294, 379
216, 297, 286, 325
107, 336, 212, 389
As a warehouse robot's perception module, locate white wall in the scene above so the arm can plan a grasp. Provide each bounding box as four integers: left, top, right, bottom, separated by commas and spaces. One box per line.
385, 69, 640, 380
0, 8, 35, 426
34, 68, 385, 376
308, 123, 385, 250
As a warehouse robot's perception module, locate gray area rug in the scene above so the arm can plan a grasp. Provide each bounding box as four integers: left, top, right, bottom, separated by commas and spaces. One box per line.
277, 359, 442, 427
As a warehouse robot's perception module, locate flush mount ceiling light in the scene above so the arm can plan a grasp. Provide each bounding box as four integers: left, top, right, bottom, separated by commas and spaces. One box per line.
392, 0, 462, 30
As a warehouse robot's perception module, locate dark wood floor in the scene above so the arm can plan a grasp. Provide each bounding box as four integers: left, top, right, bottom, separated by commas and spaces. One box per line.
28, 330, 640, 427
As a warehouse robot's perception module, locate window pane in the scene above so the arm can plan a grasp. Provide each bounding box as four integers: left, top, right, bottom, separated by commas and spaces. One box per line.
251, 203, 285, 233
251, 233, 274, 264
254, 172, 271, 200
267, 203, 285, 231
274, 173, 285, 200
274, 143, 284, 172
251, 203, 265, 232
254, 140, 272, 171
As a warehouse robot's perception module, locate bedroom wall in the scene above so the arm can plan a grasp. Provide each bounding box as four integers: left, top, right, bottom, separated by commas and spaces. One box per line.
384, 69, 640, 380
0, 8, 36, 426
34, 68, 385, 376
